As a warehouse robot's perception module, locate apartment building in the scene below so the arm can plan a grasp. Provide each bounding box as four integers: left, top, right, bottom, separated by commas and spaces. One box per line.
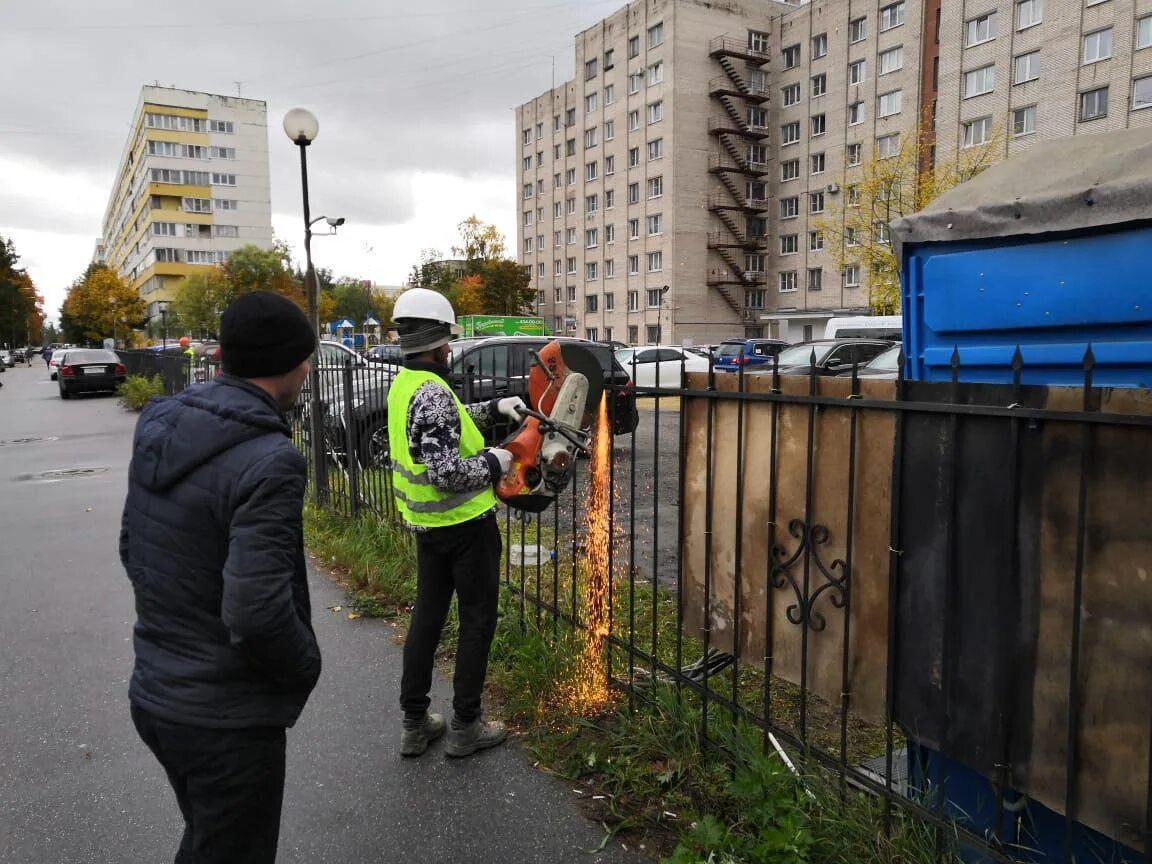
517, 0, 1152, 345
99, 86, 273, 319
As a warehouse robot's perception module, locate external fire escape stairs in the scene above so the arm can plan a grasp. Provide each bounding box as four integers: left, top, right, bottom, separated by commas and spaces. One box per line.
706, 36, 772, 318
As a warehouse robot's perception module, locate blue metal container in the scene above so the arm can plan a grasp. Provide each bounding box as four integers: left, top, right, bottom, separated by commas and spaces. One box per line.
901, 227, 1152, 387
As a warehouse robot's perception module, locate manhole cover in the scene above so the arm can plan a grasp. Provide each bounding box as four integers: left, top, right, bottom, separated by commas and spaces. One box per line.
0, 436, 58, 447
16, 467, 110, 482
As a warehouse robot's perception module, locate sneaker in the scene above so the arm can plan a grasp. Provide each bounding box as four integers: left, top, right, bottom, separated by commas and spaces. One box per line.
444, 717, 508, 758
399, 712, 446, 758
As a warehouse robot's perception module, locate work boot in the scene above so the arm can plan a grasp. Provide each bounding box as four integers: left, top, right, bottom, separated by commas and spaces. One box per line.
445, 716, 508, 758
399, 712, 446, 757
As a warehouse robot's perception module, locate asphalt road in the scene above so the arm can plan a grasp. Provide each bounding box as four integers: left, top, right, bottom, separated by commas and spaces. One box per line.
0, 364, 648, 864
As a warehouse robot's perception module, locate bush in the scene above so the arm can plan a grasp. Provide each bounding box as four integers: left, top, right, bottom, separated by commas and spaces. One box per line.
118, 374, 166, 411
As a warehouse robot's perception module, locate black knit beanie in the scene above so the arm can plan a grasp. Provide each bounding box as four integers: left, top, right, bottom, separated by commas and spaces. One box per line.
220, 291, 316, 378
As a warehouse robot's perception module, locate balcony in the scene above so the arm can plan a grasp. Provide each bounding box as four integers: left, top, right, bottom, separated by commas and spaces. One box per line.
707, 116, 770, 140
707, 269, 765, 287
707, 232, 768, 251
707, 194, 770, 214
708, 154, 769, 177
709, 36, 771, 66
708, 76, 770, 103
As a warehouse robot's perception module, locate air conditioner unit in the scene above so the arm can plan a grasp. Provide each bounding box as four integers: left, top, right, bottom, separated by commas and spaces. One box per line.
827, 183, 841, 194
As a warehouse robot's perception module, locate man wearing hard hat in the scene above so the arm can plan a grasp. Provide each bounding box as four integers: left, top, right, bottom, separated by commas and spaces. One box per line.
386, 288, 524, 758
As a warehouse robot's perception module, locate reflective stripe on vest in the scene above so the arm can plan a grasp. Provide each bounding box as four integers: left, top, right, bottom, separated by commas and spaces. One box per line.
385, 368, 497, 528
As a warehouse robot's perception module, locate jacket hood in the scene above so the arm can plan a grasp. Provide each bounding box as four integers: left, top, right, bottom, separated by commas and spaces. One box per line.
132, 376, 291, 492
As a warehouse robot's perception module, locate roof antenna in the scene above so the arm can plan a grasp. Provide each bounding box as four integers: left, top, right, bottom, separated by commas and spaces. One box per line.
234, 81, 243, 97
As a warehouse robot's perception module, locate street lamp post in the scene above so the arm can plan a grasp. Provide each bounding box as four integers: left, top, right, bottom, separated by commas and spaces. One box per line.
656, 284, 670, 345
158, 302, 170, 351
284, 107, 329, 505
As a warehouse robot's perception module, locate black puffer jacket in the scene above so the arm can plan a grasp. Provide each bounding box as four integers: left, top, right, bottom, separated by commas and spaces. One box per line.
120, 376, 321, 729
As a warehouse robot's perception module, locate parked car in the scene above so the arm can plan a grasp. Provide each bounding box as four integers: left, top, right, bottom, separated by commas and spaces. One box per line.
836, 343, 903, 380
0, 350, 12, 368
823, 315, 903, 342
614, 345, 710, 387
56, 349, 127, 398
760, 339, 893, 377
12, 348, 27, 365
366, 344, 404, 365
48, 349, 70, 380
314, 336, 639, 469
713, 338, 791, 372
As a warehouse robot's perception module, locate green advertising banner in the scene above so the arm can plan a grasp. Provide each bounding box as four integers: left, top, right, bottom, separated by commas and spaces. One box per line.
459, 315, 548, 337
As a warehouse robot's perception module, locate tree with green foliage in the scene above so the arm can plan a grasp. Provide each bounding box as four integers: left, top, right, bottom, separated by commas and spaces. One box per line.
0, 235, 46, 348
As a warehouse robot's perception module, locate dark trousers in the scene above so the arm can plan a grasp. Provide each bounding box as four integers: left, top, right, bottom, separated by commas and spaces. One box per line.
400, 513, 502, 724
131, 704, 286, 864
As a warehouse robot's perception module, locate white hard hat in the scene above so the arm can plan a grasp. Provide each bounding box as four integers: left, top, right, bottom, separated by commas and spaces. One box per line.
393, 288, 459, 334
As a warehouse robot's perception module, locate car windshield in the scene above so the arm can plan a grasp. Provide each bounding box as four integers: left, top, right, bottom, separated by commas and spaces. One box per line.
615, 348, 637, 365
62, 349, 117, 364
716, 342, 745, 358
776, 343, 834, 366
867, 345, 903, 371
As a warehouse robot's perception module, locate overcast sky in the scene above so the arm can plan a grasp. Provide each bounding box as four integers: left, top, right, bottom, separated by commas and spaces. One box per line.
0, 0, 625, 322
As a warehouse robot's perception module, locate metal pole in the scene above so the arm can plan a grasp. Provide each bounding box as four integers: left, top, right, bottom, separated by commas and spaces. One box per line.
161, 309, 167, 352
298, 140, 329, 504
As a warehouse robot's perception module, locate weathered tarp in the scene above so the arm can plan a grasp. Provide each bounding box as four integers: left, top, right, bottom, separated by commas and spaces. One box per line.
891, 127, 1152, 262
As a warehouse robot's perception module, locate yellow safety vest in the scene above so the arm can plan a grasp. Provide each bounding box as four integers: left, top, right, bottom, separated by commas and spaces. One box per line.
386, 368, 497, 528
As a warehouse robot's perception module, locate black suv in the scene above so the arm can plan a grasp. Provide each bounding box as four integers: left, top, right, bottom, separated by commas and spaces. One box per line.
320, 336, 639, 468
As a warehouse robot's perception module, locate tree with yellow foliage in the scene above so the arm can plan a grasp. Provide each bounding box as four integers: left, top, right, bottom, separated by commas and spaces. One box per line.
61, 263, 147, 345
816, 116, 1003, 313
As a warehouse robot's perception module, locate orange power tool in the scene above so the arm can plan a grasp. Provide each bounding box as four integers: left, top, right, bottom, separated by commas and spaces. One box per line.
496, 341, 603, 513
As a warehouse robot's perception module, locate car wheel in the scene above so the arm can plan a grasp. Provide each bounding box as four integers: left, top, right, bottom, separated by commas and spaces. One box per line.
356, 415, 390, 469
59, 385, 70, 400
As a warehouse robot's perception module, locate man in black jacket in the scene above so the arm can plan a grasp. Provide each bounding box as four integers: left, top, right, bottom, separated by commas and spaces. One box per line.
121, 291, 321, 864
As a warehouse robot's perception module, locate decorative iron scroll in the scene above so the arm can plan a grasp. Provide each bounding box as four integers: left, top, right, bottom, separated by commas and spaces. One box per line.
768, 518, 850, 631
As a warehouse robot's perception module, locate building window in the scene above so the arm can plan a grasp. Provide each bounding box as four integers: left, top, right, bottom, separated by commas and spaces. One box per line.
811, 113, 826, 136
566, 139, 576, 156
566, 168, 576, 186
1083, 28, 1113, 64
523, 210, 534, 226
849, 59, 867, 85
1012, 105, 1037, 136
554, 260, 563, 277
877, 132, 901, 158
209, 119, 234, 133
151, 222, 177, 237
629, 71, 643, 94
585, 327, 598, 342
1017, 0, 1043, 29
647, 251, 663, 272
811, 153, 825, 174
1133, 75, 1152, 109
745, 254, 766, 274
629, 218, 640, 239
1080, 86, 1109, 120
567, 227, 577, 245
627, 110, 640, 132
586, 92, 598, 113
964, 65, 996, 98
605, 290, 615, 308
648, 138, 663, 160
812, 33, 828, 58
779, 271, 798, 292
537, 151, 544, 167
648, 101, 664, 124
605, 84, 616, 106
965, 12, 997, 46
554, 202, 562, 219
748, 106, 769, 128
781, 121, 801, 144
648, 21, 664, 48
605, 224, 615, 243
646, 288, 664, 307
604, 48, 615, 69
1138, 16, 1152, 50
749, 30, 771, 53
849, 17, 868, 43
554, 114, 561, 131
808, 268, 824, 291
183, 197, 212, 212
586, 263, 598, 281
627, 325, 638, 343
783, 44, 801, 69
849, 101, 864, 125
210, 173, 236, 186
963, 116, 993, 147
523, 128, 532, 145
809, 230, 825, 251
537, 289, 546, 305
585, 127, 598, 149
780, 234, 798, 254
847, 185, 861, 206
809, 192, 825, 214
748, 143, 768, 164
628, 257, 639, 277
875, 221, 892, 245
880, 2, 905, 31
628, 35, 640, 58
647, 176, 663, 198
878, 90, 902, 117
585, 58, 598, 80
605, 155, 615, 175
780, 197, 799, 219
745, 289, 766, 309
585, 194, 599, 213
1014, 50, 1040, 84
586, 228, 599, 248
629, 147, 640, 167
648, 61, 664, 86
782, 159, 800, 181
847, 143, 862, 166
567, 285, 577, 301
586, 161, 598, 181
880, 46, 904, 75
209, 146, 236, 159
647, 213, 663, 235
843, 265, 861, 287
567, 257, 577, 275
605, 189, 615, 209
812, 73, 827, 96
628, 183, 640, 205
845, 226, 859, 246
604, 120, 614, 141
783, 83, 801, 106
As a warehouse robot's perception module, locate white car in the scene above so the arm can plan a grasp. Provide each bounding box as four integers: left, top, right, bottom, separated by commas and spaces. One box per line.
48, 350, 70, 381
614, 345, 710, 387
0, 350, 12, 368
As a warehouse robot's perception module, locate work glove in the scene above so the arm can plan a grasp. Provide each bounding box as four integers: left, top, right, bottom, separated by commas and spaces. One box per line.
495, 396, 528, 421
487, 447, 514, 476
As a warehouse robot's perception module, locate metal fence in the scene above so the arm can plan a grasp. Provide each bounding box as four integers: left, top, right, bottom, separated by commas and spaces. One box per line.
140, 341, 1152, 863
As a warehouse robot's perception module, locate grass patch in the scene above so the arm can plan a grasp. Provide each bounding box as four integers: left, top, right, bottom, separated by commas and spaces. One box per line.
117, 374, 166, 411
304, 505, 954, 863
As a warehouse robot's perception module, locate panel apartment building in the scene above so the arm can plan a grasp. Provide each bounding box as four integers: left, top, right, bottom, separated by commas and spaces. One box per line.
99, 86, 274, 319
516, 0, 1152, 345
